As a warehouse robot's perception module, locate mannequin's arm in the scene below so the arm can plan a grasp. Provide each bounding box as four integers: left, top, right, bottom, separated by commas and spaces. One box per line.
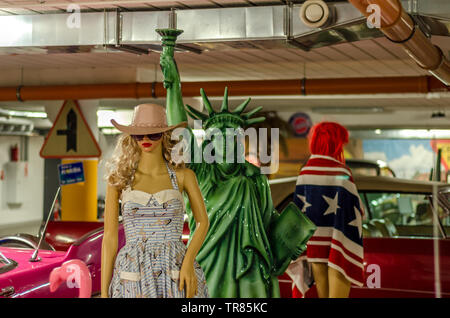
179, 168, 209, 298
101, 184, 120, 298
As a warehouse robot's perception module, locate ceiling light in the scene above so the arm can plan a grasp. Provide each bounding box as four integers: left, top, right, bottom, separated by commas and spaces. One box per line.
97, 109, 133, 128
100, 127, 121, 135
312, 106, 384, 114
0, 17, 31, 45
350, 129, 450, 139
399, 129, 450, 139
0, 109, 47, 118
426, 92, 442, 99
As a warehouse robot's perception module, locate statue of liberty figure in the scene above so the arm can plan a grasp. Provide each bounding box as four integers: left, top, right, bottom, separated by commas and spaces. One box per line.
157, 28, 315, 297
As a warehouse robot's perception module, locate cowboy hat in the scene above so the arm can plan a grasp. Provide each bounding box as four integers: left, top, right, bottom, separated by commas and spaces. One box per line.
111, 103, 187, 135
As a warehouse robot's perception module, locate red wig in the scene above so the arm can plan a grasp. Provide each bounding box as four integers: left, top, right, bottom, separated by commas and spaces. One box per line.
308, 122, 349, 163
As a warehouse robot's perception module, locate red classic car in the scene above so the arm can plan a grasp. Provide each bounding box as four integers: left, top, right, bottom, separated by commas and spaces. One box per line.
271, 175, 450, 298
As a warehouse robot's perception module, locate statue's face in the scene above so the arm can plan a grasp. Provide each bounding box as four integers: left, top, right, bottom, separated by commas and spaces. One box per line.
204, 120, 245, 164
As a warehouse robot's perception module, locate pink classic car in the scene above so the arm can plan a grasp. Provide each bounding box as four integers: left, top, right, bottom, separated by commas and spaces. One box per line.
0, 222, 121, 297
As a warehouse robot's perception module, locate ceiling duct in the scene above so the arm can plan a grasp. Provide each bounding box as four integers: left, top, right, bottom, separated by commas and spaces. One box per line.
0, 116, 34, 136
0, 76, 447, 102
0, 2, 446, 52
0, 1, 447, 82
348, 0, 450, 85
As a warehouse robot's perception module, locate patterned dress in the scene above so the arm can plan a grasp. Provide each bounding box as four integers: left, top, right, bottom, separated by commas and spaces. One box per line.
109, 162, 209, 298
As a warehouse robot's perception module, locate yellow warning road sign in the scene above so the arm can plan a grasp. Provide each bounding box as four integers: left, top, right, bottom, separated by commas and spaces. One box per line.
40, 100, 101, 158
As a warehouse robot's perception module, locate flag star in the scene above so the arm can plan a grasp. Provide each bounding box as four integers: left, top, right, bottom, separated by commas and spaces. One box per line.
349, 206, 363, 238
322, 193, 340, 216
296, 194, 312, 212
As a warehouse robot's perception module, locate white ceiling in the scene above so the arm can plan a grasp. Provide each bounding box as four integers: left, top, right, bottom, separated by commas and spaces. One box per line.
0, 1, 448, 128
0, 36, 443, 81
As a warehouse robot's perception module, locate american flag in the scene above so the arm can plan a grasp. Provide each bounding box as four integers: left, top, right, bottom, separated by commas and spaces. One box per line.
287, 154, 365, 295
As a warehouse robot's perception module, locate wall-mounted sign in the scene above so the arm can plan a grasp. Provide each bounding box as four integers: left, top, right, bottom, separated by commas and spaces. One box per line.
431, 139, 450, 171
289, 112, 312, 137
40, 100, 101, 158
58, 162, 85, 186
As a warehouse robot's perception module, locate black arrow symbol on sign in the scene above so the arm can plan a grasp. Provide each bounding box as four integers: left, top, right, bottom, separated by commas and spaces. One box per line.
57, 108, 77, 152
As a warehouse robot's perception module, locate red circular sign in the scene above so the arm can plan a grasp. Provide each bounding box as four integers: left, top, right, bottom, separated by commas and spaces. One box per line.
289, 113, 312, 137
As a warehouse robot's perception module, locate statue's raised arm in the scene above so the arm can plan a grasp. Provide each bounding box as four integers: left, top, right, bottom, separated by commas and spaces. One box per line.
157, 29, 187, 126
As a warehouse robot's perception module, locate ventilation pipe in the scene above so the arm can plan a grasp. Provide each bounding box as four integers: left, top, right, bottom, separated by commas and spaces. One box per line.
348, 0, 450, 86
0, 76, 447, 102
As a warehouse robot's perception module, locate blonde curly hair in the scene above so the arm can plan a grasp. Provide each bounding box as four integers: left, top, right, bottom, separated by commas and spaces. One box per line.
105, 131, 184, 191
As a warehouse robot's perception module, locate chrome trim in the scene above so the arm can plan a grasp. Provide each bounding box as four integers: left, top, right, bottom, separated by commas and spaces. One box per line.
0, 236, 36, 249
0, 234, 55, 251
0, 251, 10, 264
0, 258, 18, 275
268, 176, 297, 185
0, 286, 15, 297
30, 186, 60, 262
428, 196, 447, 239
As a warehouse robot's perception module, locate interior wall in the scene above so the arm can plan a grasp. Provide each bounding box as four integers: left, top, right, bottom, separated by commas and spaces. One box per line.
0, 135, 45, 236
43, 158, 61, 222
97, 133, 119, 199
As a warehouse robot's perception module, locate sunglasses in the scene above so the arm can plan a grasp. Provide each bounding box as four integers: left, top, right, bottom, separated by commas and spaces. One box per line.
132, 133, 163, 141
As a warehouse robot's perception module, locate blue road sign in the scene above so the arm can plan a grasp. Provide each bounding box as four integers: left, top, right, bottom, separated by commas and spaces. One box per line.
58, 162, 85, 186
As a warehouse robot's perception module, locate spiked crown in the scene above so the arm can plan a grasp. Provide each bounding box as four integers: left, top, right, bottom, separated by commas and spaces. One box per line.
185, 87, 265, 129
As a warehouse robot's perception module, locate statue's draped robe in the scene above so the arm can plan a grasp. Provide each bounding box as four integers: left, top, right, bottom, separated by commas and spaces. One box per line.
185, 159, 280, 297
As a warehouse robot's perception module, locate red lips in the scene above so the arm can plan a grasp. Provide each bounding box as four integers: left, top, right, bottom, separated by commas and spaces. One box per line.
142, 143, 152, 148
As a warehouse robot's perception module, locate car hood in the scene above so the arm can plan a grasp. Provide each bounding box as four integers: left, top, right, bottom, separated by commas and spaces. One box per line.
0, 247, 66, 291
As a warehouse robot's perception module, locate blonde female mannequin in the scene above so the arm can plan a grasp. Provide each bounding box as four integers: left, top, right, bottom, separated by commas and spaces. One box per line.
101, 104, 209, 298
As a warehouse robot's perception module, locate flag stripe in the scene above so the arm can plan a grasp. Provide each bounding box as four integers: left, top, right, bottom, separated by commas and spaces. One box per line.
309, 154, 344, 164
301, 166, 352, 175
296, 174, 360, 202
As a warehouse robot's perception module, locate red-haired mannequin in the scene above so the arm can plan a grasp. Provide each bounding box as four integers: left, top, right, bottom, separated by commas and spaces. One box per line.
308, 122, 349, 164
291, 122, 364, 298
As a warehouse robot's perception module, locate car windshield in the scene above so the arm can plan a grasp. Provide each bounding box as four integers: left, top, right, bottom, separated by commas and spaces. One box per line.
360, 189, 450, 238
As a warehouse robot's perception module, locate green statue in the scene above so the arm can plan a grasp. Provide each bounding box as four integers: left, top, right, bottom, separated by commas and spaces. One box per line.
157, 28, 315, 297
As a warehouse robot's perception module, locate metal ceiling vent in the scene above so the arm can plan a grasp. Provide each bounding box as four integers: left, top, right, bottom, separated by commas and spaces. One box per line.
0, 117, 34, 136
299, 0, 334, 29
0, 1, 447, 53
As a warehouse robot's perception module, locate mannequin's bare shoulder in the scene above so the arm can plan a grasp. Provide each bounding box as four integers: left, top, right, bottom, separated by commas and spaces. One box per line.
177, 167, 197, 178
174, 167, 197, 190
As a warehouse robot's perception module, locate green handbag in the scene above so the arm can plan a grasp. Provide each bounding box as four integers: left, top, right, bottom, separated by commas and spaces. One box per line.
269, 202, 317, 276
